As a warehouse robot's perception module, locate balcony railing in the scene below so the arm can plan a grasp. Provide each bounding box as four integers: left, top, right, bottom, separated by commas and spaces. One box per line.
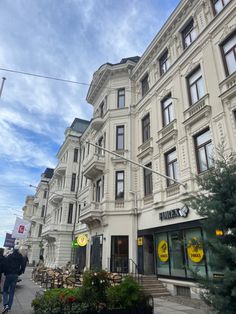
79, 202, 102, 225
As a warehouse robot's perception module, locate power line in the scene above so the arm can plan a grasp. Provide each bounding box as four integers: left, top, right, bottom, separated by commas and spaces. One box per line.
0, 66, 138, 96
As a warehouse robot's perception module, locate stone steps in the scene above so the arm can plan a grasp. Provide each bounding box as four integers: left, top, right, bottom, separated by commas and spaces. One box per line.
140, 275, 170, 297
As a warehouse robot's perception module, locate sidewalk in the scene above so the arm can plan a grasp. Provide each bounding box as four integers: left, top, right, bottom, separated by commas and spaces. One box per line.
0, 267, 211, 314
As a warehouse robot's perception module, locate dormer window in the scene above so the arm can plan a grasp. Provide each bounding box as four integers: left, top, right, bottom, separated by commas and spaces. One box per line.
182, 19, 197, 49
159, 50, 170, 75
141, 74, 149, 97
212, 0, 230, 15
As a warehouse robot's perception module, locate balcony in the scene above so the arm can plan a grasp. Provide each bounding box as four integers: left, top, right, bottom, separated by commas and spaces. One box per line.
83, 153, 105, 179
54, 161, 66, 177
90, 116, 104, 131
219, 71, 236, 100
42, 223, 59, 239
137, 137, 153, 160
157, 119, 177, 146
31, 215, 44, 224
33, 197, 40, 205
183, 94, 211, 127
48, 190, 63, 204
79, 202, 102, 226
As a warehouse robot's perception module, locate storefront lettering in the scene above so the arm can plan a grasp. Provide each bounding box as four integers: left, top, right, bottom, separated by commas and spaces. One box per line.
159, 205, 189, 221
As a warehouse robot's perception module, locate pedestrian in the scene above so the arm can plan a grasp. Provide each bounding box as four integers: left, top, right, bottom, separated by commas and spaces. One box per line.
36, 254, 44, 268
2, 245, 25, 314
0, 248, 6, 294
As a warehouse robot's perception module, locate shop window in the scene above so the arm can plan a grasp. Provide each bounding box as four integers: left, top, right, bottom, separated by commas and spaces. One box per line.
68, 203, 73, 224
141, 74, 149, 97
116, 126, 124, 150
187, 67, 205, 105
159, 50, 170, 75
162, 95, 174, 127
212, 0, 230, 15
142, 113, 150, 143
194, 128, 214, 173
221, 31, 236, 76
117, 88, 125, 108
144, 163, 153, 196
165, 148, 178, 186
70, 173, 76, 191
115, 171, 124, 200
182, 19, 197, 49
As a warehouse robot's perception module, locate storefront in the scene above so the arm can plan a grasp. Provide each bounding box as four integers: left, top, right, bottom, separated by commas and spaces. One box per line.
138, 219, 209, 280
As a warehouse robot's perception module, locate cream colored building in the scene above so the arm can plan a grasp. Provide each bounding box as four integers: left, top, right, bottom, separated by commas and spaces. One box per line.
41, 118, 89, 267
74, 0, 236, 297
23, 0, 236, 298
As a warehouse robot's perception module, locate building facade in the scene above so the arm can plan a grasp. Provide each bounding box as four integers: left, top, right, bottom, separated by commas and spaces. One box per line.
23, 0, 236, 297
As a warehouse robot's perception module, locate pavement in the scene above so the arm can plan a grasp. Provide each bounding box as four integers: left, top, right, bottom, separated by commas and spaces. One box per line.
0, 267, 211, 314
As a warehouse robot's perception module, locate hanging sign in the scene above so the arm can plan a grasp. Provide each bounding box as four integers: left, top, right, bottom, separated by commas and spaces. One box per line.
71, 240, 79, 248
77, 234, 88, 246
187, 237, 204, 263
157, 240, 169, 262
137, 237, 143, 246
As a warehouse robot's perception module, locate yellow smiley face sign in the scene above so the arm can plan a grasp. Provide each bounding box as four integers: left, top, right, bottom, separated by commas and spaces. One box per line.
157, 240, 169, 262
77, 234, 88, 247
187, 237, 204, 263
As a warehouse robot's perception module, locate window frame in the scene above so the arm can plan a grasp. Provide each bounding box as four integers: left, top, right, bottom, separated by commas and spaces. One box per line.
220, 31, 236, 77
117, 88, 125, 108
115, 171, 124, 200
73, 148, 79, 162
194, 128, 213, 173
68, 203, 73, 224
165, 148, 178, 187
212, 0, 230, 15
159, 50, 170, 76
142, 113, 150, 143
143, 163, 153, 196
182, 19, 196, 49
116, 125, 124, 150
71, 173, 76, 192
141, 74, 149, 97
187, 66, 205, 106
161, 94, 174, 127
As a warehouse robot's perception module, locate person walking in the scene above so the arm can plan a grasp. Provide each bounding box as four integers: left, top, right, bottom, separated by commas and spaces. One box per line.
2, 245, 25, 314
0, 248, 6, 294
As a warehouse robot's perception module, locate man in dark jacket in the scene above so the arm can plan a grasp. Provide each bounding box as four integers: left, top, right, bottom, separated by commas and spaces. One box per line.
0, 248, 6, 294
2, 245, 25, 313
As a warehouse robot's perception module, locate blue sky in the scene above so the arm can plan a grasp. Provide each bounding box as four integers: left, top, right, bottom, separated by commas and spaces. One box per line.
0, 0, 180, 246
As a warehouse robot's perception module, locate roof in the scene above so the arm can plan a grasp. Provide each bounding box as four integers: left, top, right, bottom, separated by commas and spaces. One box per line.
70, 118, 90, 134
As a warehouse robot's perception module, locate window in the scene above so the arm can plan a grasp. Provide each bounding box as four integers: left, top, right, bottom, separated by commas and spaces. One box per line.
142, 113, 150, 143
144, 163, 153, 196
41, 205, 45, 217
117, 88, 125, 108
141, 74, 149, 97
182, 19, 197, 49
59, 207, 62, 223
38, 224, 42, 237
213, 0, 230, 15
68, 203, 73, 224
82, 146, 85, 161
71, 173, 76, 191
116, 126, 124, 150
165, 149, 178, 186
43, 190, 47, 199
74, 148, 78, 162
159, 50, 170, 75
194, 128, 214, 173
96, 178, 102, 202
97, 136, 104, 155
78, 204, 81, 222
221, 32, 236, 76
187, 67, 205, 105
100, 102, 104, 117
162, 95, 174, 126
115, 171, 124, 200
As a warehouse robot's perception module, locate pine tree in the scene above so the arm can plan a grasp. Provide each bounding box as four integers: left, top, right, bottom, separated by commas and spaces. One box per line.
190, 157, 236, 314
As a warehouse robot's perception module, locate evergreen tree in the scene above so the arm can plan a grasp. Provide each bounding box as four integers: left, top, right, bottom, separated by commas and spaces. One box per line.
190, 157, 236, 314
